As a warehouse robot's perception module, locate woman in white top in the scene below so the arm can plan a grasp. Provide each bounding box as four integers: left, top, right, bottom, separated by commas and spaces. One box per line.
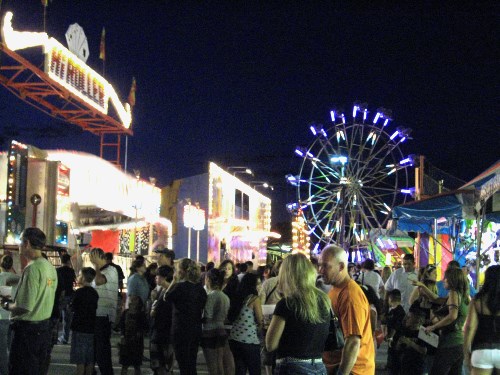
228, 273, 263, 375
360, 259, 384, 299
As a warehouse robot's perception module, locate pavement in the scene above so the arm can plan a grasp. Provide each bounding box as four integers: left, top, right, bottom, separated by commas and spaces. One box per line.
48, 330, 391, 374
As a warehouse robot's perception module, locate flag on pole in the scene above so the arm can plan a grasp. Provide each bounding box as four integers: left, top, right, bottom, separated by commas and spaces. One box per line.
99, 27, 106, 61
128, 77, 136, 107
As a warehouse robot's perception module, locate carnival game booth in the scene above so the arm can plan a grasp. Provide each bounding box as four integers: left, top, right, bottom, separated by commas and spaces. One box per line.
161, 162, 275, 265
392, 160, 500, 284
1, 141, 171, 273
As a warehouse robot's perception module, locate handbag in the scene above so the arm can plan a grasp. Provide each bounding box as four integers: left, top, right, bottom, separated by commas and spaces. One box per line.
324, 307, 344, 351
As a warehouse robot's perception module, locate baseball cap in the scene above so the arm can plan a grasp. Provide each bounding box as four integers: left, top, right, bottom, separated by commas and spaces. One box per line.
153, 248, 175, 260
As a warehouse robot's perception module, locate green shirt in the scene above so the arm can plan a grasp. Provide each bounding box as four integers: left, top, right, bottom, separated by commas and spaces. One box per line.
439, 293, 468, 348
12, 257, 58, 321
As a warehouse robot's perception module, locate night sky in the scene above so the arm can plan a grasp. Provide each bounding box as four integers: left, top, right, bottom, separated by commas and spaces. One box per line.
0, 1, 498, 224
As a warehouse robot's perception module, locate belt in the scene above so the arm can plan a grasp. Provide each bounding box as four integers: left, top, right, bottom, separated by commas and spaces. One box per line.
11, 319, 50, 326
276, 357, 323, 364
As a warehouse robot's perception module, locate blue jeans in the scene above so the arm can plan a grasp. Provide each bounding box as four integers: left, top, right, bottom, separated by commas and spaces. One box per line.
229, 339, 261, 375
275, 360, 327, 375
9, 319, 51, 375
0, 320, 10, 375
59, 295, 73, 343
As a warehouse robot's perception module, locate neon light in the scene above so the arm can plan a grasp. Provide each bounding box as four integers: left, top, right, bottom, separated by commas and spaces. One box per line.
401, 188, 412, 194
310, 125, 317, 135
400, 137, 406, 143
2, 12, 131, 129
390, 131, 398, 140
373, 112, 381, 124
383, 203, 391, 211
400, 158, 411, 165
331, 156, 348, 164
295, 148, 304, 157
330, 110, 336, 122
387, 168, 397, 175
363, 109, 368, 121
380, 210, 389, 215
320, 129, 327, 137
377, 238, 384, 247
352, 105, 358, 118
341, 114, 346, 124
383, 119, 389, 126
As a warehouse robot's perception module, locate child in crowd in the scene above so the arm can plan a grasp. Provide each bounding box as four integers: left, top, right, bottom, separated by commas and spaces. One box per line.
385, 289, 406, 375
395, 305, 428, 375
70, 267, 99, 375
118, 295, 148, 375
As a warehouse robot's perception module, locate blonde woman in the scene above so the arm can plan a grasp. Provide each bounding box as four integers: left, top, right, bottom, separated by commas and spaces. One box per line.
164, 258, 207, 375
266, 254, 330, 374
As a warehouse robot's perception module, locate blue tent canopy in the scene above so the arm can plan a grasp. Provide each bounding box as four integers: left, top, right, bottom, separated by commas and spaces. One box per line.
392, 159, 500, 233
392, 192, 468, 233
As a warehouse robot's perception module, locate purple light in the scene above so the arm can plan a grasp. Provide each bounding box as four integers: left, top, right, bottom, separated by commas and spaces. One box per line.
399, 157, 411, 165
295, 148, 304, 157
306, 151, 314, 158
313, 243, 320, 252
383, 119, 389, 126
373, 112, 381, 124
341, 114, 346, 124
400, 137, 406, 143
330, 110, 336, 122
320, 129, 327, 137
401, 189, 412, 194
310, 125, 317, 135
352, 106, 358, 118
363, 109, 367, 121
390, 131, 398, 140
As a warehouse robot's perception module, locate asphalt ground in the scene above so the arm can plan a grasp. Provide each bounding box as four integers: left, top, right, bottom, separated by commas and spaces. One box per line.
48, 330, 391, 374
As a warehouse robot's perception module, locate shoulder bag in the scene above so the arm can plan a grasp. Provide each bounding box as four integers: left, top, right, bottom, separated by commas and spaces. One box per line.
324, 307, 344, 351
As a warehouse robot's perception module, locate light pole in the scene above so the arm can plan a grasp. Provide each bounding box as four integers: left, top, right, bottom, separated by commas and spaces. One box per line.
133, 169, 140, 254
251, 181, 274, 191
228, 166, 254, 177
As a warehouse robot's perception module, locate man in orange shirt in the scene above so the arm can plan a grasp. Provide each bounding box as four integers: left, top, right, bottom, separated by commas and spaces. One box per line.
320, 245, 375, 375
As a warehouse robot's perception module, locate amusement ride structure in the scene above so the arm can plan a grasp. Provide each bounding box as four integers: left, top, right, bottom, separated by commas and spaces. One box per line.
0, 12, 132, 167
288, 103, 415, 251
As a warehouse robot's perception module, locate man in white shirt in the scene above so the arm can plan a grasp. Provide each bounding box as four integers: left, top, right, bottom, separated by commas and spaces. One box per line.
359, 259, 384, 299
384, 254, 417, 312
90, 248, 118, 375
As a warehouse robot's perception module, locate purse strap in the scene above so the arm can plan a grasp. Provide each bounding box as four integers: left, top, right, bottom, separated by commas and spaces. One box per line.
265, 284, 278, 304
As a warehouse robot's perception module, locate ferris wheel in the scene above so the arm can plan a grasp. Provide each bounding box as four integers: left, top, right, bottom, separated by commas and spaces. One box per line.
287, 103, 414, 249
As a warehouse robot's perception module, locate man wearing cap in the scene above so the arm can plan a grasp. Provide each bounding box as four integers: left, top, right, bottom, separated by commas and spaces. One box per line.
154, 247, 175, 267
1, 227, 58, 375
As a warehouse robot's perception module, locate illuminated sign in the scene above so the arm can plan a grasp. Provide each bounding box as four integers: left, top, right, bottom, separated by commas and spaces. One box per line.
183, 205, 205, 230
57, 164, 70, 197
1, 12, 132, 129
46, 40, 107, 112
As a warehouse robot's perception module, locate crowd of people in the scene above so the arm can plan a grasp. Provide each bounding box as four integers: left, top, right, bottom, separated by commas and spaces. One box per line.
0, 227, 499, 375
